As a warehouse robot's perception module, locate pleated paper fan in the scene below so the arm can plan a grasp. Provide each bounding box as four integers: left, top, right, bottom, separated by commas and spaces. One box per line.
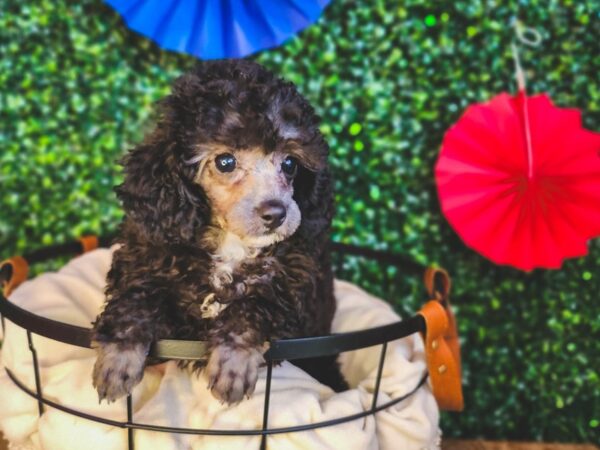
436, 92, 600, 270
105, 0, 331, 59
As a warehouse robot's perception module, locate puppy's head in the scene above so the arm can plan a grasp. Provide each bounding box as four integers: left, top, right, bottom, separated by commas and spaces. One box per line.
118, 60, 332, 247
192, 145, 301, 247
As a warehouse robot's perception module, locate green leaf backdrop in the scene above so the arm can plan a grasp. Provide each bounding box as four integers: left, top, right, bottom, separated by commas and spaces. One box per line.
1, 0, 598, 442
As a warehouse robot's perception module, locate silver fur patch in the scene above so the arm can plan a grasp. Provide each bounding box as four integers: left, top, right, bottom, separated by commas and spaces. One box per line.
205, 340, 267, 404
202, 233, 259, 318
92, 342, 148, 402
210, 233, 256, 290
267, 103, 301, 140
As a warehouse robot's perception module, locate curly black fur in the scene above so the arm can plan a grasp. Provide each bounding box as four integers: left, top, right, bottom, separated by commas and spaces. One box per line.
91, 60, 347, 402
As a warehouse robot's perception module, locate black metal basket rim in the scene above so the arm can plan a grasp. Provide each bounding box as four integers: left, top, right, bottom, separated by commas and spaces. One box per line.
0, 287, 427, 361
0, 237, 430, 362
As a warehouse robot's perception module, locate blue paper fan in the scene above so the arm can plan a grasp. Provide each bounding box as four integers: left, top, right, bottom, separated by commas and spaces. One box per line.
105, 0, 331, 59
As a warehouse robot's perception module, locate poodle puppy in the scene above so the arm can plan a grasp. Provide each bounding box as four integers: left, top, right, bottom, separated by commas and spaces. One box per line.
91, 59, 347, 404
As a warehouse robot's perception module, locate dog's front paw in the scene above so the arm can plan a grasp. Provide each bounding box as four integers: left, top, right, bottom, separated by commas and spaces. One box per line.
206, 343, 265, 405
92, 342, 148, 403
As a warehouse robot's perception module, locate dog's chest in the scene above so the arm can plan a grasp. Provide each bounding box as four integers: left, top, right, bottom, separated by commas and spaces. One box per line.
211, 232, 260, 289
200, 233, 260, 319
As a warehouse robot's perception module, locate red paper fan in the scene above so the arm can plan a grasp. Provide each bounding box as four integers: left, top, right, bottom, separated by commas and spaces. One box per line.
435, 91, 600, 270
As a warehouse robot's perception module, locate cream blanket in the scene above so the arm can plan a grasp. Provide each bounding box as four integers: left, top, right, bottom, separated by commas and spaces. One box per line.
0, 248, 440, 449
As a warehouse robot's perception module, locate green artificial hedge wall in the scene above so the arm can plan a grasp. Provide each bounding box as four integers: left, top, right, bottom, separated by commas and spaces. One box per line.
1, 0, 599, 443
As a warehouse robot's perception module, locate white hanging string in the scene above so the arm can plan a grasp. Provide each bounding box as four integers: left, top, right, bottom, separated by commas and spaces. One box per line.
510, 20, 542, 179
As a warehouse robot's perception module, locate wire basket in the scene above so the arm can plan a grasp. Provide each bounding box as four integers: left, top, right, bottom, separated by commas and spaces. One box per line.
0, 236, 462, 450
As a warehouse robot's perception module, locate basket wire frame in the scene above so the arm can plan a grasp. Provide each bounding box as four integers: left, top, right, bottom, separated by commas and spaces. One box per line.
0, 238, 433, 450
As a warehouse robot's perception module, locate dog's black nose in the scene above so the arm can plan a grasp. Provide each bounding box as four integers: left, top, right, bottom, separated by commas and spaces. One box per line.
257, 200, 287, 230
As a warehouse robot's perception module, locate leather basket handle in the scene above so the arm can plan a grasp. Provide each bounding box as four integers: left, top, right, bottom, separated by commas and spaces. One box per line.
1, 235, 98, 298
1, 256, 29, 297
79, 235, 99, 253
418, 267, 464, 411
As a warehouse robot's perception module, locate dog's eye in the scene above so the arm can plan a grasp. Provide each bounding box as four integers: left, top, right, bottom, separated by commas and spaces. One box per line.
281, 156, 298, 177
215, 153, 236, 173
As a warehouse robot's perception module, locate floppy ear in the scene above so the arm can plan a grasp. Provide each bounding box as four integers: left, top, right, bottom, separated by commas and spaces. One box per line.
293, 138, 335, 241
116, 130, 210, 243
270, 87, 334, 241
